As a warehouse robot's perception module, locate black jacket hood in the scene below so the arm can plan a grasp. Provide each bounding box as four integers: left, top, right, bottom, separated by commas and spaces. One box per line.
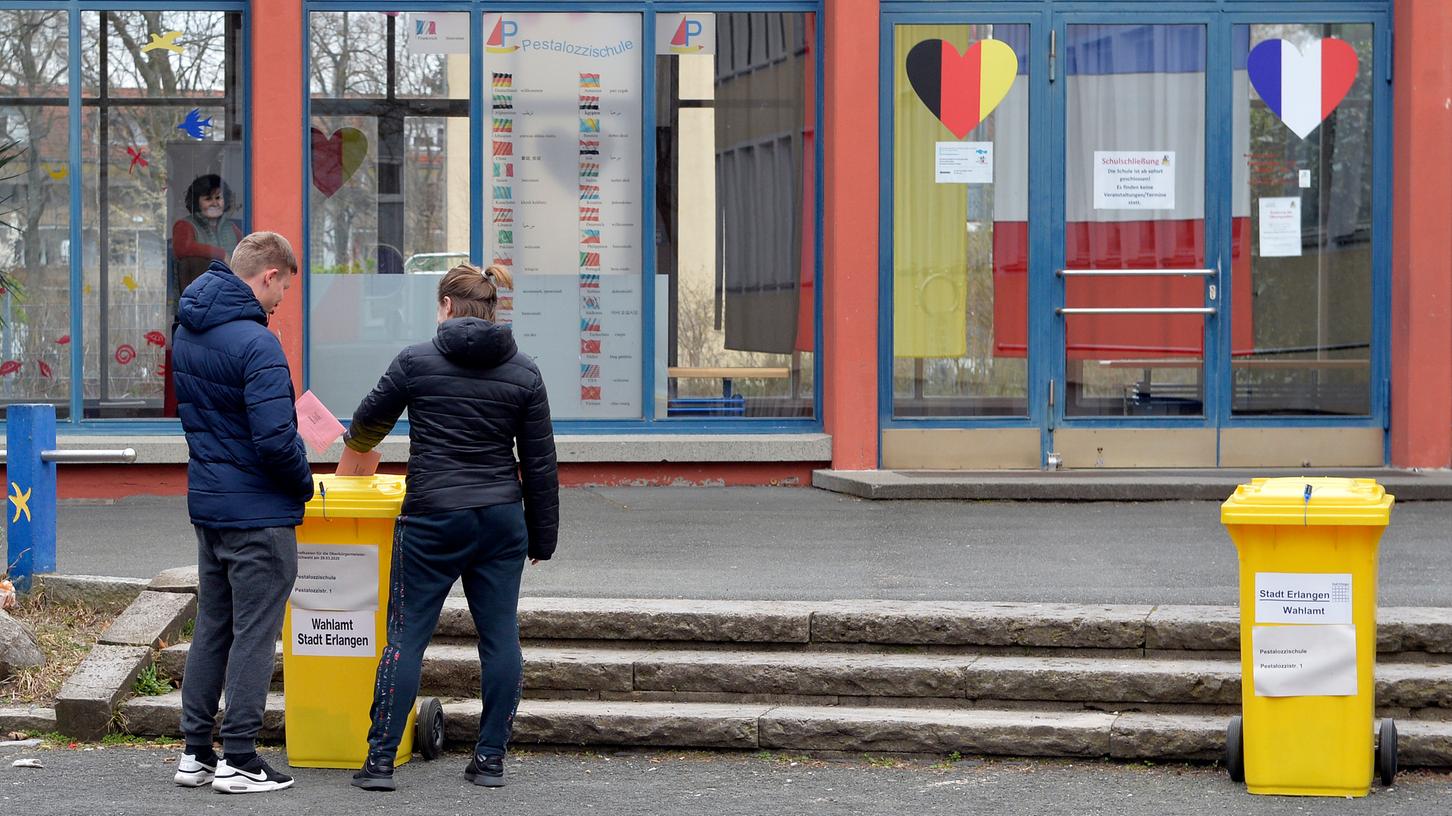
433, 317, 518, 368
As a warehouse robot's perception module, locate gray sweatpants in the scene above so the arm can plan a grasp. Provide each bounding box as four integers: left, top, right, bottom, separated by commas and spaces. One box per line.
180, 525, 298, 755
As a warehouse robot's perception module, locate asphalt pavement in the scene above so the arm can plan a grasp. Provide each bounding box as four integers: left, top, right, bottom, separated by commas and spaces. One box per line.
1, 745, 1449, 816
26, 487, 1452, 606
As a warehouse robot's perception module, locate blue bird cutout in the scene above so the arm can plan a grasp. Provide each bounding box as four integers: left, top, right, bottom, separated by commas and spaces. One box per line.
176, 109, 214, 140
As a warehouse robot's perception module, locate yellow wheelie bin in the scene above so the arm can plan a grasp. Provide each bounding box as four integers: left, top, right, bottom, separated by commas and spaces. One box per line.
282, 474, 445, 769
1220, 477, 1396, 797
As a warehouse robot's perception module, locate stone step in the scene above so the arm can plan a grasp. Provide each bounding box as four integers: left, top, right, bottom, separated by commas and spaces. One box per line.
116, 691, 1452, 767
154, 641, 1452, 712
442, 598, 1452, 656
152, 598, 1451, 655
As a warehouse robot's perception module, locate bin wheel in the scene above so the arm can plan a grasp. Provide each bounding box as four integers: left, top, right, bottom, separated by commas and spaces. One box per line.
1376, 717, 1398, 786
1225, 715, 1245, 783
417, 697, 445, 761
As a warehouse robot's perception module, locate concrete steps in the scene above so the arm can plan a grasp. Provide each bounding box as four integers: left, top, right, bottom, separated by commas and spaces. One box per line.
129, 598, 1452, 765
117, 692, 1452, 767
154, 642, 1452, 713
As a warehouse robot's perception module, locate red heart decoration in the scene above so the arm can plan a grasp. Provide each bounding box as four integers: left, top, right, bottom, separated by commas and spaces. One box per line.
311, 127, 369, 198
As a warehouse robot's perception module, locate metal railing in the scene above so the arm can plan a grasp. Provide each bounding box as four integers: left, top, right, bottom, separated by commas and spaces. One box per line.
0, 448, 137, 465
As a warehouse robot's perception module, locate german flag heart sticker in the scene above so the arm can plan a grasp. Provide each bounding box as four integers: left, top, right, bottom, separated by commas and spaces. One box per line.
906, 38, 1018, 140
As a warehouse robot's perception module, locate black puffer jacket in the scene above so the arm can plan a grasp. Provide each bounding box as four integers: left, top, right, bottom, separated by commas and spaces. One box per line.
344, 318, 559, 560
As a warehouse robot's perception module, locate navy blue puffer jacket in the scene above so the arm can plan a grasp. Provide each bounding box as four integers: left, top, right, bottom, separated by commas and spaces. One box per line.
173, 261, 313, 528
345, 318, 559, 560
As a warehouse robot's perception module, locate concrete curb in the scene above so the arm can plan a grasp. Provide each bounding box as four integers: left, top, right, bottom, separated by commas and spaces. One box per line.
53, 579, 198, 739
147, 566, 199, 594
32, 575, 149, 616
54, 644, 151, 741
813, 469, 1452, 502
0, 706, 57, 734
99, 591, 196, 650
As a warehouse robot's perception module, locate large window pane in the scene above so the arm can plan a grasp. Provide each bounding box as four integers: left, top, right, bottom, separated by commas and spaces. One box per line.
891, 25, 1029, 418
0, 10, 72, 417
655, 12, 817, 419
483, 12, 643, 420
1232, 24, 1373, 416
80, 11, 244, 419
308, 11, 471, 414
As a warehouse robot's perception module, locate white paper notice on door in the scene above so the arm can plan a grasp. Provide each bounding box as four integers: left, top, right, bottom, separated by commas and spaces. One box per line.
935, 142, 993, 184
291, 545, 379, 612
1255, 572, 1352, 624
1259, 197, 1302, 257
291, 610, 377, 658
1252, 624, 1357, 697
1092, 150, 1175, 210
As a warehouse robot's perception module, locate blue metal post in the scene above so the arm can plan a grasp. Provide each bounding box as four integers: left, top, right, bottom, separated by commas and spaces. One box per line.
6, 404, 58, 592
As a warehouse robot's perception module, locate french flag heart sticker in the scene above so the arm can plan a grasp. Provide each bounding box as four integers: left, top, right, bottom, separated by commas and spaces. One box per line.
906, 38, 1018, 140
1247, 38, 1359, 140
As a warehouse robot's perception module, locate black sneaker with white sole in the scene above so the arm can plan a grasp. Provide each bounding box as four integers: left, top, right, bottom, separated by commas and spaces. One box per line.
173, 751, 218, 787
350, 753, 396, 792
211, 755, 294, 794
464, 753, 505, 788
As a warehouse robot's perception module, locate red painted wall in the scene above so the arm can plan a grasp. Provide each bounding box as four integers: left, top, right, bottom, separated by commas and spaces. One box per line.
56, 462, 820, 500
253, 0, 306, 396
1390, 0, 1452, 468
823, 0, 880, 470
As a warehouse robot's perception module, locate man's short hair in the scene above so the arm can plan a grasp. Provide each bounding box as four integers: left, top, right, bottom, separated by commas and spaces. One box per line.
230, 231, 298, 279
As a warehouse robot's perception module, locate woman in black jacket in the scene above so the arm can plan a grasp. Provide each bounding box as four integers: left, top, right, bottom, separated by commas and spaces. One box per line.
346, 263, 558, 792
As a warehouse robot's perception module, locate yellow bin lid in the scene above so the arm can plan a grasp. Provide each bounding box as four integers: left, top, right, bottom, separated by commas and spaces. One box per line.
1221, 477, 1393, 526
306, 474, 406, 519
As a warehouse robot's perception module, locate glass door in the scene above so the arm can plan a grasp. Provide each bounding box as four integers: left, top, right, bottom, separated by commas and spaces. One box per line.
1048, 16, 1221, 467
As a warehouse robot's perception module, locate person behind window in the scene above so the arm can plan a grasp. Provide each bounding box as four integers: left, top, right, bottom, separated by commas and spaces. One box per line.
165, 174, 245, 417
343, 263, 558, 793
173, 174, 245, 293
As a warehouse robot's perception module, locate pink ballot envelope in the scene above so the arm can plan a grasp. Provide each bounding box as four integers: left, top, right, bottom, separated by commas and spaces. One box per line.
294, 389, 346, 453
336, 446, 382, 477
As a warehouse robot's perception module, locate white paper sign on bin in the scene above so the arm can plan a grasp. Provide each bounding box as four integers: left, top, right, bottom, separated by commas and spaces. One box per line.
1252, 624, 1357, 697
1254, 572, 1352, 625
291, 545, 380, 612
292, 610, 377, 658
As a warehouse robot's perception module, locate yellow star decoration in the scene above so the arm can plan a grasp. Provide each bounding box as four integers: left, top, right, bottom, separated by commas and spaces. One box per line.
8, 482, 30, 524
141, 31, 184, 55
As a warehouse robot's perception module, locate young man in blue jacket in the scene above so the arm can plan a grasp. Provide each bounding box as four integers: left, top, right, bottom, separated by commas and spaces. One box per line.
170, 231, 313, 794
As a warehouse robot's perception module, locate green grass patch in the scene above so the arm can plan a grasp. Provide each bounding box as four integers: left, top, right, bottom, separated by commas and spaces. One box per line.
1, 589, 116, 705
132, 663, 171, 697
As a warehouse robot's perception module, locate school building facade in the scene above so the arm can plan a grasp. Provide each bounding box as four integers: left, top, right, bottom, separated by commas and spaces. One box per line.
0, 0, 1448, 496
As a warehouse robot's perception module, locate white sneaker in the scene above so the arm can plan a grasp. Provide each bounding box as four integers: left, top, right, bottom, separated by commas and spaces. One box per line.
210, 756, 294, 794
173, 752, 217, 787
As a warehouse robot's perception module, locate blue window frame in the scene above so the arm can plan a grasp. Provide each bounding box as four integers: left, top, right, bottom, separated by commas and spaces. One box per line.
879, 1, 1392, 465
302, 1, 825, 436
0, 1, 251, 434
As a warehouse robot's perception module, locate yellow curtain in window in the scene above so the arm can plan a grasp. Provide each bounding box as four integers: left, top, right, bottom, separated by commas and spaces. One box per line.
893, 24, 969, 359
